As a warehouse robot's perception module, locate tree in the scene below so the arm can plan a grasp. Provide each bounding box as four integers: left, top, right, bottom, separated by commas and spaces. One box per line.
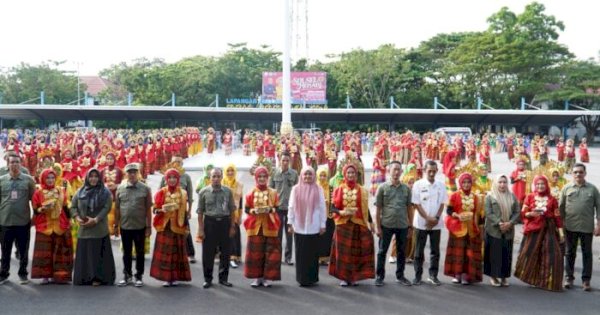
539, 60, 600, 142
0, 61, 82, 104
447, 2, 573, 108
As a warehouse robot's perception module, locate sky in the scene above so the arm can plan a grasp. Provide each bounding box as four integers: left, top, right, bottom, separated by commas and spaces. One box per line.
0, 0, 598, 75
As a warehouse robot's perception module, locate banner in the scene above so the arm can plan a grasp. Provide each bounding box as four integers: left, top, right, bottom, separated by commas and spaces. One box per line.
262, 72, 327, 103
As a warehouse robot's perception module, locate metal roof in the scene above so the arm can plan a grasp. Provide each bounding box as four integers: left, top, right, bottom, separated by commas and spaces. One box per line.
0, 104, 594, 126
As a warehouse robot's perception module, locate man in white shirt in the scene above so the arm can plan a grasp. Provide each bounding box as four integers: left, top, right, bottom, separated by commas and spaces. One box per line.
411, 160, 447, 286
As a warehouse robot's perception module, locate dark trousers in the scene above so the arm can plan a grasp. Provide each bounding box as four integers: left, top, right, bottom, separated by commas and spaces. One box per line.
121, 228, 146, 279
185, 218, 195, 257
565, 230, 593, 281
277, 211, 293, 261
202, 216, 231, 282
413, 228, 441, 280
376, 226, 408, 280
0, 224, 30, 277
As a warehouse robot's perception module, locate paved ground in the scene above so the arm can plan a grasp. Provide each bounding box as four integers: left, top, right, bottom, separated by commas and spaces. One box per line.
0, 147, 599, 315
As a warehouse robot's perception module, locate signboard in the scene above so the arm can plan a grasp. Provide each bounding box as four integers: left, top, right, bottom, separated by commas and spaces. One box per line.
262, 72, 327, 103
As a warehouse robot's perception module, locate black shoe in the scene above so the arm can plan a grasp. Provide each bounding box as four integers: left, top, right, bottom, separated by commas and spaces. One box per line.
189, 256, 197, 264
284, 259, 294, 266
396, 277, 412, 286
412, 278, 422, 286
203, 281, 212, 289
0, 275, 8, 285
219, 280, 233, 287
375, 278, 384, 286
427, 276, 441, 286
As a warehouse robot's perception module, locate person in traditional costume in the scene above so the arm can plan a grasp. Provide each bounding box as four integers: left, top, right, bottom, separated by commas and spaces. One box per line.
223, 128, 233, 156
484, 174, 520, 287
222, 164, 244, 268
195, 164, 214, 194
150, 168, 192, 287
564, 139, 576, 173
77, 143, 96, 180
579, 137, 589, 163
101, 152, 124, 239
287, 167, 327, 286
316, 166, 335, 265
514, 175, 564, 292
510, 158, 531, 207
243, 166, 282, 287
22, 136, 38, 175
328, 164, 375, 286
443, 150, 459, 192
71, 168, 115, 286
444, 173, 483, 285
556, 137, 565, 162
369, 155, 386, 196
31, 169, 73, 284
548, 168, 567, 199
206, 127, 216, 156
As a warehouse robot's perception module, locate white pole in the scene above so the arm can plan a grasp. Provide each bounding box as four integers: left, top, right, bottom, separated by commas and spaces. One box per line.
281, 0, 293, 136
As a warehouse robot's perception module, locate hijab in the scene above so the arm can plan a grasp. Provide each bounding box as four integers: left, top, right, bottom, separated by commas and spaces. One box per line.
292, 167, 322, 230
458, 173, 473, 194
489, 174, 512, 222
165, 168, 181, 193
40, 169, 56, 190
254, 166, 269, 190
222, 164, 238, 189
342, 164, 357, 189
533, 175, 550, 197
77, 168, 110, 215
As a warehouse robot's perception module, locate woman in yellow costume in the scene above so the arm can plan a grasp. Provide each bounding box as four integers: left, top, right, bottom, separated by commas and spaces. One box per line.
222, 164, 244, 268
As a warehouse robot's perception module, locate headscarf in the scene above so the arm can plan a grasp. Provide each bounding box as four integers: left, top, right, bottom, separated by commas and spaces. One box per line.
292, 167, 322, 230
329, 168, 344, 188
401, 163, 418, 184
105, 152, 116, 168
40, 169, 57, 190
458, 173, 473, 194
342, 164, 357, 189
489, 174, 512, 222
317, 166, 330, 203
77, 168, 110, 215
222, 164, 238, 189
164, 168, 181, 193
443, 150, 458, 176
254, 166, 269, 190
532, 175, 550, 197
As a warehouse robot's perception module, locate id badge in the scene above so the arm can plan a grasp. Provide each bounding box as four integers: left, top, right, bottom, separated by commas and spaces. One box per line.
10, 190, 18, 200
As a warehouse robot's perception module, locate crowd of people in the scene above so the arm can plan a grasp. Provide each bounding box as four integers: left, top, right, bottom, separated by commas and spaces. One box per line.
0, 127, 598, 294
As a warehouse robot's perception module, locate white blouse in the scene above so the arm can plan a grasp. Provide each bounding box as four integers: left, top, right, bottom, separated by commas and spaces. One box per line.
287, 185, 327, 235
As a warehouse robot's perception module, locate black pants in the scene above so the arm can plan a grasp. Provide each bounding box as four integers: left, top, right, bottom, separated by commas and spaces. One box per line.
121, 228, 146, 279
202, 216, 231, 282
565, 230, 593, 281
230, 224, 242, 259
185, 218, 195, 257
277, 211, 293, 261
413, 229, 440, 280
376, 226, 408, 280
0, 224, 30, 278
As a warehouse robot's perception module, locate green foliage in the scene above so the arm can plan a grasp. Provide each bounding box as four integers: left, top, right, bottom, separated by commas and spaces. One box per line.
0, 61, 82, 104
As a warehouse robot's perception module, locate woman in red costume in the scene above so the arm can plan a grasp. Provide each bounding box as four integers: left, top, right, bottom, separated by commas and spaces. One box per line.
150, 168, 192, 287
444, 173, 483, 285
243, 166, 281, 287
328, 164, 375, 286
31, 169, 73, 284
514, 175, 564, 292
